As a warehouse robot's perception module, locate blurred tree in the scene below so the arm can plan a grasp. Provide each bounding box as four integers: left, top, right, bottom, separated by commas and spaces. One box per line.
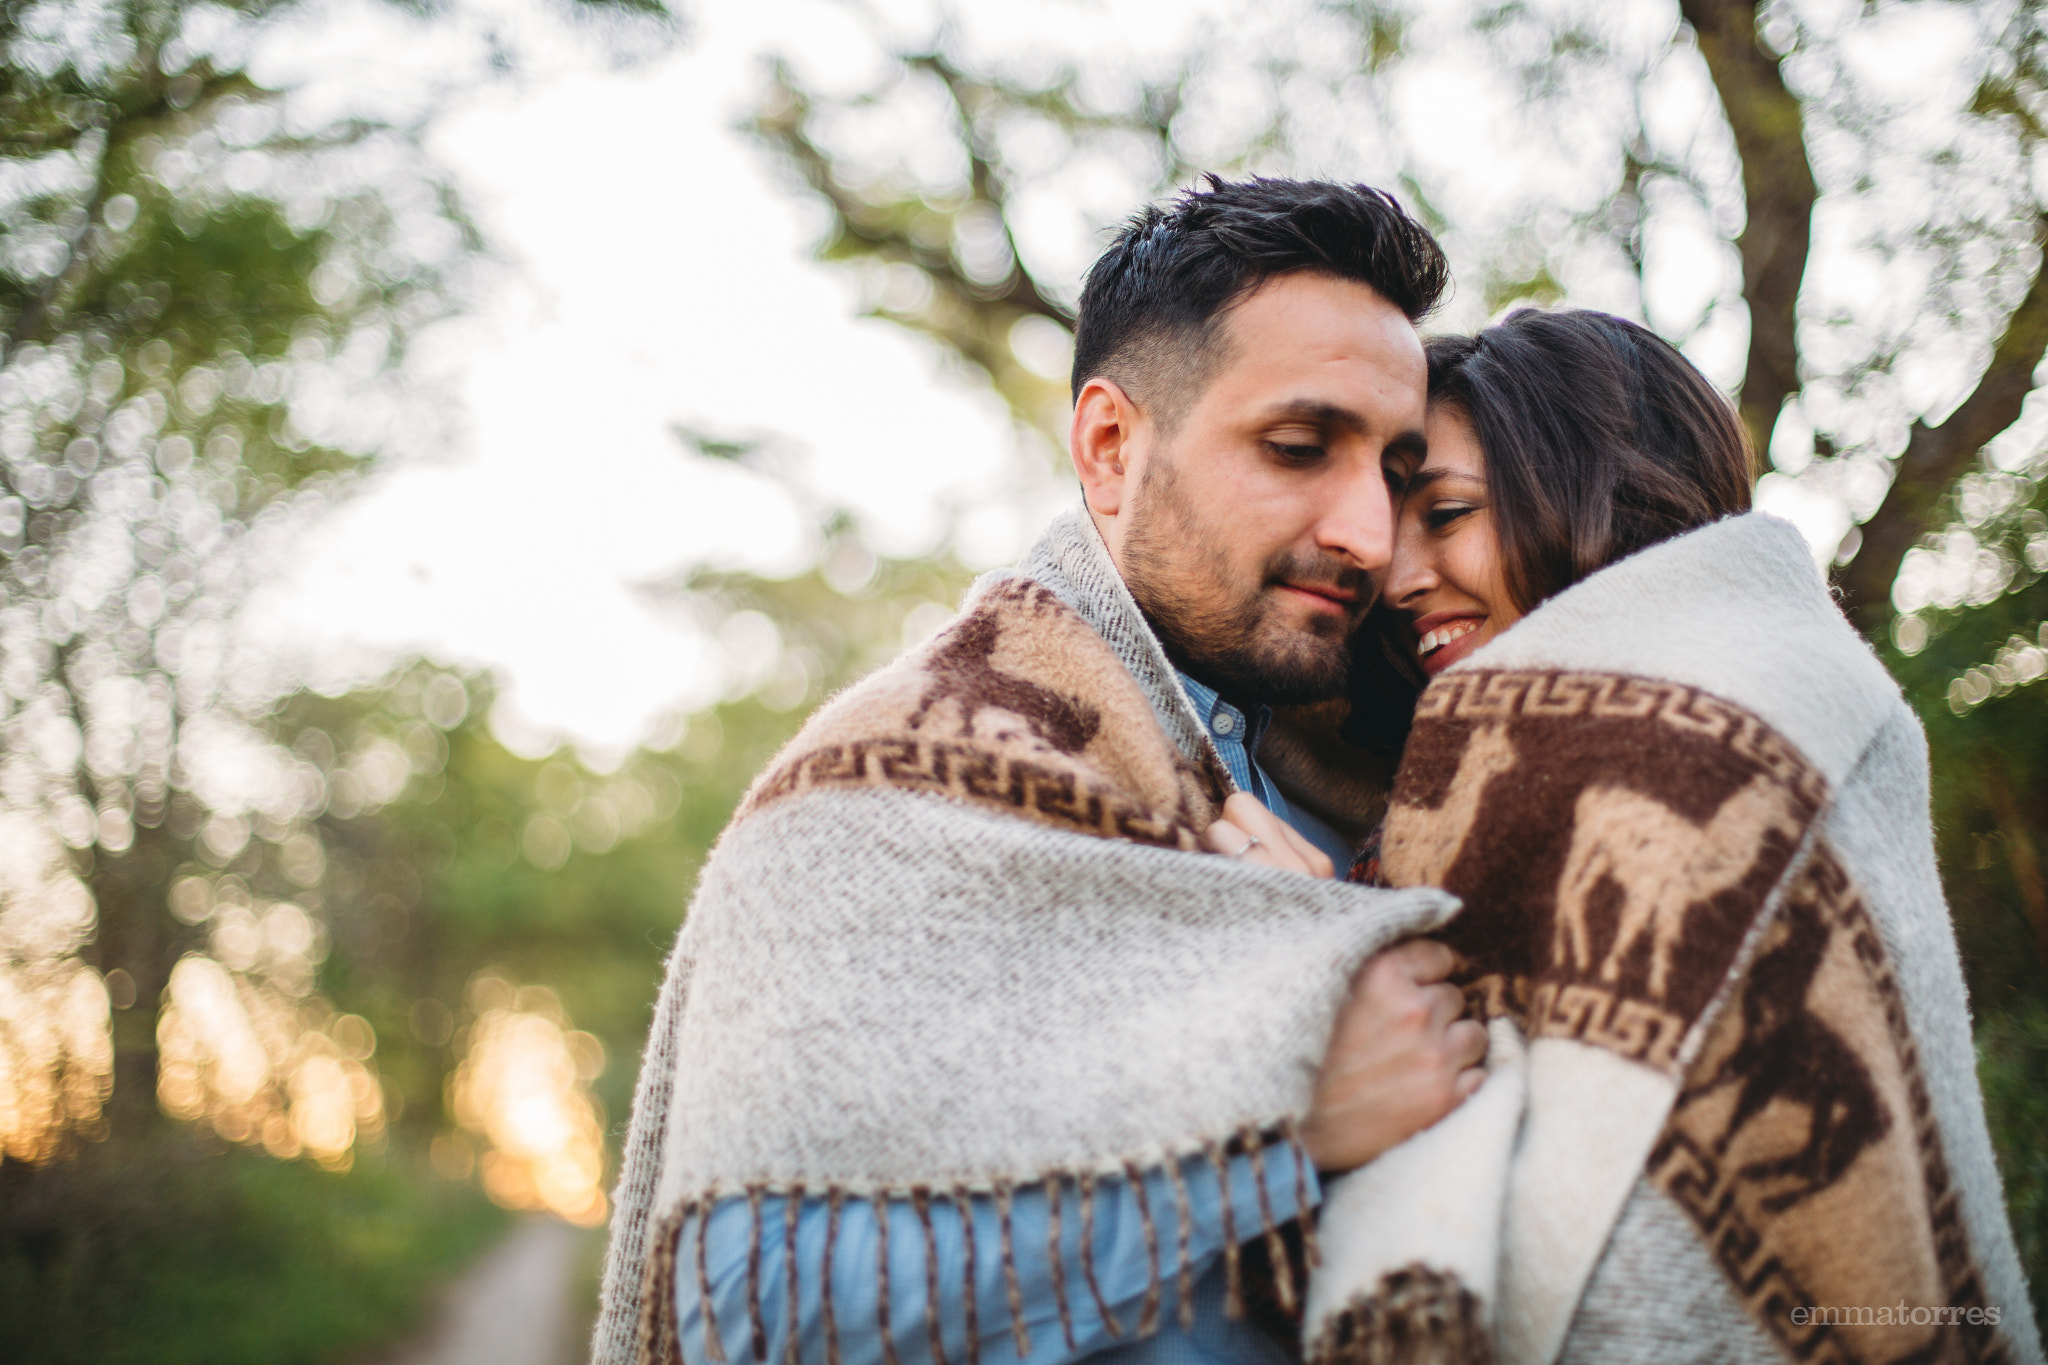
0, 0, 673, 1161
0, 0, 471, 1155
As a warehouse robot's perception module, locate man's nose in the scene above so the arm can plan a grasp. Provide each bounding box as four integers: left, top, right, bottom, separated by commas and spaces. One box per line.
1313, 462, 1397, 573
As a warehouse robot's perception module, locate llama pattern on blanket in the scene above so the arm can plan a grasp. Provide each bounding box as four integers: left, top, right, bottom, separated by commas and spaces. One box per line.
1373, 668, 2013, 1365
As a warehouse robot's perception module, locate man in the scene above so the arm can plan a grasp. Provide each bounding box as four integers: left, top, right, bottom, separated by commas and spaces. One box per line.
593, 178, 1488, 1365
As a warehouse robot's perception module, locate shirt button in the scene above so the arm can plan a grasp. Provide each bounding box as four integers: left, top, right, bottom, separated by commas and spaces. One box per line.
1212, 712, 1237, 737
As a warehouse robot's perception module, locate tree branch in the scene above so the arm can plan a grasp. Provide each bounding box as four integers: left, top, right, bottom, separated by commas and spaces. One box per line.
1984, 755, 2048, 979
1679, 0, 1816, 453
1836, 212, 2048, 622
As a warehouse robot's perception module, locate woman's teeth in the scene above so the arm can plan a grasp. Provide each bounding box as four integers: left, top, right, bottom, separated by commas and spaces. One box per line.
1419, 620, 1481, 657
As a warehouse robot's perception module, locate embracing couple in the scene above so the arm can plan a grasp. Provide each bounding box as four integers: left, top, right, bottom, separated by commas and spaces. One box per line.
593, 178, 2039, 1365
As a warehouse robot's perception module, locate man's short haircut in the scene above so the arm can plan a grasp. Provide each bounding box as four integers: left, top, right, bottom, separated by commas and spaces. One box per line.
1070, 176, 1451, 424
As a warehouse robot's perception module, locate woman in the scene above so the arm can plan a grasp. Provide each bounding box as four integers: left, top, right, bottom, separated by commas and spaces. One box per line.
1225, 310, 2039, 1365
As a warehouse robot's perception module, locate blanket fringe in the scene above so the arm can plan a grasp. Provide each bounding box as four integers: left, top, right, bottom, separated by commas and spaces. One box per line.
746, 1186, 768, 1362
660, 1121, 1318, 1362
1124, 1159, 1163, 1336
637, 1206, 686, 1365
875, 1193, 899, 1365
910, 1187, 949, 1365
950, 1189, 981, 1365
694, 1200, 727, 1363
1045, 1171, 1078, 1352
1078, 1170, 1125, 1337
994, 1183, 1032, 1358
823, 1190, 844, 1365
782, 1186, 803, 1365
1280, 1117, 1321, 1268
1209, 1140, 1246, 1318
1250, 1131, 1297, 1315
1166, 1155, 1197, 1330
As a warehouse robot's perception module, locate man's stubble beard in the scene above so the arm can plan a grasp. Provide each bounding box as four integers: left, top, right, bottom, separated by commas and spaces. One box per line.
1120, 449, 1369, 707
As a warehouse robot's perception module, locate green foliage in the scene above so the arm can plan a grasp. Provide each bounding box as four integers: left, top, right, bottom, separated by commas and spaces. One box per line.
0, 1133, 507, 1365
1979, 999, 2048, 1333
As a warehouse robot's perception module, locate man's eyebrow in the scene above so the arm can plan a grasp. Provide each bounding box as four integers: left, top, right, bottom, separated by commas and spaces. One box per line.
1385, 428, 1427, 461
1260, 399, 1371, 433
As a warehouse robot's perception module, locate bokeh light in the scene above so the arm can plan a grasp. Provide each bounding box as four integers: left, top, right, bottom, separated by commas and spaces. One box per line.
155, 953, 385, 1169
0, 811, 111, 1163
445, 972, 608, 1227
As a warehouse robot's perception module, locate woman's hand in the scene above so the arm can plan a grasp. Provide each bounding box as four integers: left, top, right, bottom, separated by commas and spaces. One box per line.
1301, 939, 1490, 1173
1202, 792, 1336, 878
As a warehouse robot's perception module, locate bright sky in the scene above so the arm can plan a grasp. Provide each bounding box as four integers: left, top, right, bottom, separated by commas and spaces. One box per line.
242, 0, 1074, 757
237, 0, 1992, 758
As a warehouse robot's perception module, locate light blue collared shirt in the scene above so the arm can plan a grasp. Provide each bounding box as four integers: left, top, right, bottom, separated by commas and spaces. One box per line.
1173, 671, 1354, 870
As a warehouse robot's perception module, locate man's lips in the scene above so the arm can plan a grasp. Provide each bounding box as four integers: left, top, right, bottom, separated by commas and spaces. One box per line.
1276, 582, 1361, 612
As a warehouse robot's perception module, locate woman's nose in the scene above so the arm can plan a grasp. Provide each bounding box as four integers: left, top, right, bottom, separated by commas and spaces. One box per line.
1383, 536, 1437, 611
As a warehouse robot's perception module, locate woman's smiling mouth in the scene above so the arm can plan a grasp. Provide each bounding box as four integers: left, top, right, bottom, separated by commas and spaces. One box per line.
1412, 613, 1488, 675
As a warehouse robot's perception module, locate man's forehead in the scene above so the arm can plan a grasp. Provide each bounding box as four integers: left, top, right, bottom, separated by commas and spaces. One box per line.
1206, 278, 1426, 421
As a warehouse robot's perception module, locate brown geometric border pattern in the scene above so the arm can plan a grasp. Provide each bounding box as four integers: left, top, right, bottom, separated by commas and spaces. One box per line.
1413, 670, 1830, 813
1386, 669, 1833, 1080
1464, 972, 1694, 1075
743, 735, 1201, 851
1648, 844, 2010, 1365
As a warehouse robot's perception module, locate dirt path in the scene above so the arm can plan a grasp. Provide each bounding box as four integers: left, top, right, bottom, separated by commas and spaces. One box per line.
375, 1215, 593, 1365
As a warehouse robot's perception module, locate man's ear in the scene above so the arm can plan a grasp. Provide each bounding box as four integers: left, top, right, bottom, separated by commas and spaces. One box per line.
1069, 376, 1143, 519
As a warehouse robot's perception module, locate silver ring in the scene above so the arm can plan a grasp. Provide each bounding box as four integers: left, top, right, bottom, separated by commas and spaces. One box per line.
1234, 835, 1263, 859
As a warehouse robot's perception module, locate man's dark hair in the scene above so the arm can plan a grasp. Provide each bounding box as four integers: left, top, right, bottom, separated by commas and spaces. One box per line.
1424, 307, 1755, 614
1070, 176, 1451, 424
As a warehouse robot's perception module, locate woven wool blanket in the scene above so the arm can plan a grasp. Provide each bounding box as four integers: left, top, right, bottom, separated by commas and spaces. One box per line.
591, 509, 1461, 1365
1306, 512, 2042, 1365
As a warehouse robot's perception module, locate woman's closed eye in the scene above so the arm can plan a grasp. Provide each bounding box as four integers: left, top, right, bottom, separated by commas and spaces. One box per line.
1424, 503, 1481, 532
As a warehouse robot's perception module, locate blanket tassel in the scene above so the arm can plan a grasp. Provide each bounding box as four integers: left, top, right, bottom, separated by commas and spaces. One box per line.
1249, 1131, 1297, 1315
823, 1190, 844, 1365
1124, 1160, 1162, 1336
1209, 1141, 1244, 1319
1166, 1157, 1196, 1331
783, 1186, 803, 1365
994, 1183, 1032, 1359
950, 1189, 981, 1365
636, 1206, 685, 1365
911, 1188, 950, 1365
1045, 1173, 1078, 1353
877, 1193, 900, 1365
746, 1186, 769, 1362
1078, 1171, 1125, 1337
1279, 1118, 1321, 1268
695, 1199, 728, 1364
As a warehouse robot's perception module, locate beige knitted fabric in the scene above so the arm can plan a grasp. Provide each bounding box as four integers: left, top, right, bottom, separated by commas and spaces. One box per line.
1304, 513, 2040, 1365
592, 510, 1460, 1365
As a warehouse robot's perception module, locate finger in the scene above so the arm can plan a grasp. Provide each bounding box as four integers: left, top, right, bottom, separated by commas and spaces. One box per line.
1202, 819, 1254, 857
1423, 980, 1466, 1033
1389, 937, 1457, 985
1220, 793, 1296, 849
1446, 1018, 1489, 1070
1270, 814, 1336, 879
1203, 816, 1301, 873
1223, 792, 1333, 875
1454, 1066, 1487, 1100
1219, 794, 1319, 875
